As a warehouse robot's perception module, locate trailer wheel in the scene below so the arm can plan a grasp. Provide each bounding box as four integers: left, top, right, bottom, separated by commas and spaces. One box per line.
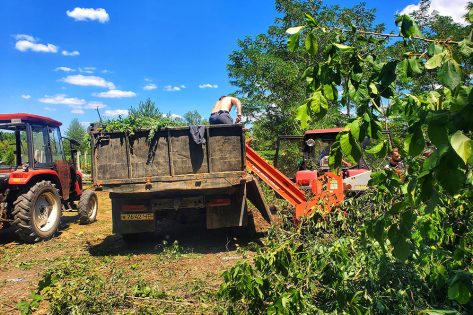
78, 190, 98, 225
12, 180, 61, 243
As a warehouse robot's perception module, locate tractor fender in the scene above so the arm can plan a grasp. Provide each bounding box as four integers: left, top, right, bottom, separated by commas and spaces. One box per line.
8, 170, 65, 199
8, 169, 58, 186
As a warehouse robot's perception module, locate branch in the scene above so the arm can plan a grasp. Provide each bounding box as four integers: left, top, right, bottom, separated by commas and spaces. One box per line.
313, 25, 460, 45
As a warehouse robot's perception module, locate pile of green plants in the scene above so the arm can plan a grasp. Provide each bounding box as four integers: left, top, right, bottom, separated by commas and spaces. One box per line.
219, 175, 473, 314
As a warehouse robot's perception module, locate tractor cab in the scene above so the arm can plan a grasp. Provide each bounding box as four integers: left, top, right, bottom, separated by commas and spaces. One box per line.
0, 113, 97, 243
274, 128, 372, 193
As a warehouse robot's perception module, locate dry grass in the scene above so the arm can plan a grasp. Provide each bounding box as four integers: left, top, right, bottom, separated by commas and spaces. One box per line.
0, 191, 264, 314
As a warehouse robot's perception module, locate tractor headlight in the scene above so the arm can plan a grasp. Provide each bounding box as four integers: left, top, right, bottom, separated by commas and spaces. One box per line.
306, 139, 315, 147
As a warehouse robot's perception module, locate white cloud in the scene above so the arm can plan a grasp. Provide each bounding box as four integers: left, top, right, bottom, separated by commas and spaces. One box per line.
163, 85, 185, 92
198, 83, 219, 89
105, 109, 129, 116
66, 7, 110, 23
86, 101, 107, 109
70, 108, 85, 114
38, 94, 107, 114
39, 94, 85, 106
55, 66, 75, 72
101, 69, 111, 74
14, 34, 58, 53
400, 0, 469, 24
21, 94, 31, 99
43, 107, 56, 112
61, 74, 115, 89
15, 34, 35, 41
163, 113, 183, 119
94, 89, 136, 98
79, 67, 95, 74
62, 50, 80, 56
143, 83, 157, 91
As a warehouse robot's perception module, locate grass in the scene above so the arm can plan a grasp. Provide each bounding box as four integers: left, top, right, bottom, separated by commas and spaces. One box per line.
0, 191, 261, 314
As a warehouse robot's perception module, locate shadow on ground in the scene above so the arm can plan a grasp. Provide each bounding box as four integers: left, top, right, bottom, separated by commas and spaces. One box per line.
0, 211, 81, 246
87, 221, 265, 257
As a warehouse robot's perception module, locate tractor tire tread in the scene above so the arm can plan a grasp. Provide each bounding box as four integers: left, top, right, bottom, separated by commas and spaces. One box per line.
12, 180, 61, 243
78, 190, 98, 225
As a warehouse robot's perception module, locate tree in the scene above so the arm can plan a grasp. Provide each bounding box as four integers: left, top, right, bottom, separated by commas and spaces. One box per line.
183, 110, 207, 125
227, 0, 385, 150
65, 118, 87, 152
129, 98, 162, 118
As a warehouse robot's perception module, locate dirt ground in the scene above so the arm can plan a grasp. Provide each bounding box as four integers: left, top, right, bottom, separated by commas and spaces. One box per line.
0, 191, 270, 314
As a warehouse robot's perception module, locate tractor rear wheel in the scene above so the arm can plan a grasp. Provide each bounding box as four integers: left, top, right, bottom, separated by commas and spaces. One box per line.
12, 180, 62, 243
78, 190, 98, 224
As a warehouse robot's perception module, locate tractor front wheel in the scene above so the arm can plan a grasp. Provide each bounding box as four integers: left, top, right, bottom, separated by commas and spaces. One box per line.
12, 180, 62, 243
78, 190, 98, 224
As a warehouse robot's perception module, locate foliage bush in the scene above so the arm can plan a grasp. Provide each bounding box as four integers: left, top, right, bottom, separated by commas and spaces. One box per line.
219, 182, 473, 314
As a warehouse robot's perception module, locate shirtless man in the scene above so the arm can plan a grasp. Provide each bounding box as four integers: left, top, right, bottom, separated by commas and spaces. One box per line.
209, 96, 242, 125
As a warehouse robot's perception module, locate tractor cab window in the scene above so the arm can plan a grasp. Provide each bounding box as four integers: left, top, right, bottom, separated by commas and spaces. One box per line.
31, 125, 51, 166
0, 125, 27, 168
48, 126, 64, 161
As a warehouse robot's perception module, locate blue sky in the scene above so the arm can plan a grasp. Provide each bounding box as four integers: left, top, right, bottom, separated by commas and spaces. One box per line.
0, 0, 466, 129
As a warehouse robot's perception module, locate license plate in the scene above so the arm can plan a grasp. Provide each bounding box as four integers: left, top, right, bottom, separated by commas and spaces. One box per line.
121, 213, 154, 221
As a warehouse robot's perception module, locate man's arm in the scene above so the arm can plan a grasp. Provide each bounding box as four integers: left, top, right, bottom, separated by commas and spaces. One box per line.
231, 97, 242, 115
231, 97, 243, 123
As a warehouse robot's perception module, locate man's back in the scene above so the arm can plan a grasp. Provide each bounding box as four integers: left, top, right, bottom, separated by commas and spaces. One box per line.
211, 96, 236, 113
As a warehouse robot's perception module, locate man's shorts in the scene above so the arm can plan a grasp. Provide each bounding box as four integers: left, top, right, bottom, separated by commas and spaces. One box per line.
209, 110, 233, 125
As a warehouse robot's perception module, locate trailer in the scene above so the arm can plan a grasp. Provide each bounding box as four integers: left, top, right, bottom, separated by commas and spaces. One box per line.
90, 124, 271, 239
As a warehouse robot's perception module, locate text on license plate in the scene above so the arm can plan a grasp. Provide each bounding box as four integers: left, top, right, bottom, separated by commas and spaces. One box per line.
121, 213, 154, 221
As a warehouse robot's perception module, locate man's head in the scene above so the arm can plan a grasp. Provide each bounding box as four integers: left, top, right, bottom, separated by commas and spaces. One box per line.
390, 147, 401, 162
218, 95, 227, 101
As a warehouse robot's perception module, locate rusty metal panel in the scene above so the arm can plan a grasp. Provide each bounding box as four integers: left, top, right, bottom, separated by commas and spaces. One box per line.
206, 183, 247, 229
91, 125, 245, 186
170, 129, 209, 175
208, 126, 244, 172
128, 131, 170, 177
54, 160, 70, 199
94, 134, 129, 180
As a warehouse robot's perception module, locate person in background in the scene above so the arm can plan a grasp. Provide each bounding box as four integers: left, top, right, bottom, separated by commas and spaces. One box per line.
209, 96, 243, 125
385, 147, 405, 175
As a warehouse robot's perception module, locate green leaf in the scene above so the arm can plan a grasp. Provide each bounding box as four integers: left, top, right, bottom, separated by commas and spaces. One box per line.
287, 32, 300, 52
333, 43, 354, 52
349, 118, 363, 141
468, 6, 473, 23
404, 122, 425, 156
425, 53, 444, 70
340, 132, 361, 161
393, 238, 411, 262
365, 140, 388, 158
458, 39, 473, 58
308, 91, 328, 119
428, 124, 448, 147
450, 130, 473, 165
396, 15, 423, 38
408, 57, 423, 75
305, 32, 318, 56
329, 141, 342, 170
304, 13, 317, 27
286, 26, 304, 35
322, 84, 335, 101
380, 61, 398, 86
296, 104, 311, 129
448, 281, 471, 304
438, 60, 462, 90
427, 42, 444, 56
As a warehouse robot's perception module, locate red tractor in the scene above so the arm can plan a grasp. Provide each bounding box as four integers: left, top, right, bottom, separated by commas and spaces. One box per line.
0, 113, 98, 242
